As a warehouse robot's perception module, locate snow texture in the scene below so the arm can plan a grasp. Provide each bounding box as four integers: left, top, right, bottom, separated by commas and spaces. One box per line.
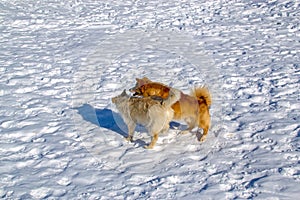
0, 0, 299, 199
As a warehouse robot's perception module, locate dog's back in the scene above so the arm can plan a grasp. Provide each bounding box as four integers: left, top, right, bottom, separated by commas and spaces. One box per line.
171, 92, 199, 121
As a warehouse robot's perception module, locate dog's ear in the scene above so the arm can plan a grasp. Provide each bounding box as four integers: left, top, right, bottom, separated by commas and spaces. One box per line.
121, 89, 127, 96
143, 77, 151, 82
136, 78, 143, 86
139, 77, 151, 85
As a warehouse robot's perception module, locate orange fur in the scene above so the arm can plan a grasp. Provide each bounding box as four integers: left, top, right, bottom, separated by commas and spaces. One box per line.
129, 77, 170, 98
191, 87, 212, 107
130, 77, 212, 142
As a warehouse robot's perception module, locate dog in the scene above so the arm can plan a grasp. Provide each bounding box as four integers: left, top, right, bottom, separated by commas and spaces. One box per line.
129, 77, 212, 142
112, 88, 181, 149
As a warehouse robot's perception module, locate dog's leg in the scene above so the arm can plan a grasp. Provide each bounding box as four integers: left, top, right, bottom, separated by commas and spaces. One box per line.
197, 115, 210, 142
126, 122, 136, 142
180, 129, 190, 134
198, 127, 209, 142
180, 117, 196, 134
145, 132, 158, 149
161, 124, 170, 134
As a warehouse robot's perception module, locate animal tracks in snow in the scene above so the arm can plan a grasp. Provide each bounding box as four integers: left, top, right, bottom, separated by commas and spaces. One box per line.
0, 0, 299, 199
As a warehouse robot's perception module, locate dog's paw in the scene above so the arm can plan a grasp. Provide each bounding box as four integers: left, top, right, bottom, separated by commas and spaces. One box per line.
180, 130, 190, 134
198, 135, 206, 142
144, 145, 154, 149
125, 136, 133, 142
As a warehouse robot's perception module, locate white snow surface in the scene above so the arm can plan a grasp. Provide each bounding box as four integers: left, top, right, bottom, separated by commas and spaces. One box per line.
1, 0, 300, 199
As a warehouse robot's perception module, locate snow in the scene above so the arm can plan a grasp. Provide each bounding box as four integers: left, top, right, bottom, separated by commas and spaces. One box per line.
1, 0, 299, 199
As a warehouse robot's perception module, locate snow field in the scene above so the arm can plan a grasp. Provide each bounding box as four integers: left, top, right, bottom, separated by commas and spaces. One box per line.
0, 0, 299, 199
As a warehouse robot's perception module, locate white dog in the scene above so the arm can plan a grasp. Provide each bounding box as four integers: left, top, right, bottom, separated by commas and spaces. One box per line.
112, 88, 181, 149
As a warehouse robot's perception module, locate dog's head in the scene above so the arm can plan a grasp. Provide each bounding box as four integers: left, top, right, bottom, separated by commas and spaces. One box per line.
129, 77, 152, 94
112, 89, 129, 104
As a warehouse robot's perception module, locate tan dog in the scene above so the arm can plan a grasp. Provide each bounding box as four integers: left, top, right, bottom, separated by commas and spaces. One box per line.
130, 77, 212, 142
112, 88, 181, 149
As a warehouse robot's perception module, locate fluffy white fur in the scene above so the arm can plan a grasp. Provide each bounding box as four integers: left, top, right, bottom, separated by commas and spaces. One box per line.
112, 88, 181, 149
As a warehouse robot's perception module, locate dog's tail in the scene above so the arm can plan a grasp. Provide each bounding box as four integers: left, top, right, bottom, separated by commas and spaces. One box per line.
191, 86, 212, 107
162, 88, 181, 107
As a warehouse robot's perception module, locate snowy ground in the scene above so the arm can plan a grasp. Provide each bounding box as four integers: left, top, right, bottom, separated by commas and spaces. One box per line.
1, 0, 299, 199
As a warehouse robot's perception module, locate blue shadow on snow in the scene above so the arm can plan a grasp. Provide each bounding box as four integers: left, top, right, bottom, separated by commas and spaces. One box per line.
75, 104, 127, 138
75, 104, 185, 147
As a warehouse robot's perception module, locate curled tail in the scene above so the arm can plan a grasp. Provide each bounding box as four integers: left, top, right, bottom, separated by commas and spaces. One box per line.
162, 88, 181, 107
191, 86, 212, 107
